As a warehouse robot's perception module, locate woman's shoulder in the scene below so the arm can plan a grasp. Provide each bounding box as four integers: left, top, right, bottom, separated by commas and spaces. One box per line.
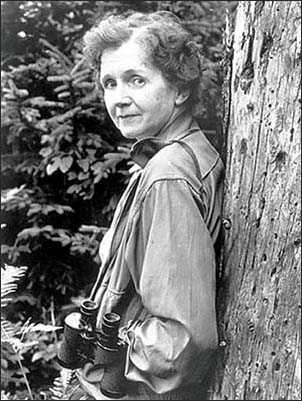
143, 130, 223, 185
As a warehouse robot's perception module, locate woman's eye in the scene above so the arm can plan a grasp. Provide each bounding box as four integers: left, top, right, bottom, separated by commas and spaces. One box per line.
103, 79, 116, 89
131, 76, 145, 87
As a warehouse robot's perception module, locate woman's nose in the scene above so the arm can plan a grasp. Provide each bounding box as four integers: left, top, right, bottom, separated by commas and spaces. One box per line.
114, 84, 132, 108
115, 96, 132, 108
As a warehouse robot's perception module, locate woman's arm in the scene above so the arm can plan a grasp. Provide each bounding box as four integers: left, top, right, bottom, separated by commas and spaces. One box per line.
124, 179, 218, 394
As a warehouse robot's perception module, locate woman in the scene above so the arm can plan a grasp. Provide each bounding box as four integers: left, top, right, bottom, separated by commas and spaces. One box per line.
79, 11, 224, 400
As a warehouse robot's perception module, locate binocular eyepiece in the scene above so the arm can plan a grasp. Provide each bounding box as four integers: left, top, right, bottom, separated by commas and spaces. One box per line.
57, 299, 126, 398
57, 299, 98, 369
95, 313, 127, 398
97, 312, 120, 351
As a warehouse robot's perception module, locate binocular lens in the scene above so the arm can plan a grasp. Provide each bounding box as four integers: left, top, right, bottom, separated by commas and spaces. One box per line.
103, 312, 120, 324
80, 299, 98, 316
101, 313, 120, 338
57, 306, 126, 398
80, 299, 98, 328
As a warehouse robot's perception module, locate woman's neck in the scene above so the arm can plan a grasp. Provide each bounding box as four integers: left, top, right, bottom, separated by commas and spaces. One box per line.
156, 108, 193, 142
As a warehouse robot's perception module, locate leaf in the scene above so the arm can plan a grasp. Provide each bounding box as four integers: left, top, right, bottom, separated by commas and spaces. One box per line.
39, 147, 53, 158
54, 83, 69, 93
30, 323, 63, 332
1, 265, 28, 303
71, 67, 90, 80
1, 320, 19, 339
66, 172, 76, 181
70, 57, 86, 76
66, 184, 81, 194
56, 107, 81, 123
1, 185, 26, 204
78, 172, 89, 181
1, 359, 8, 369
31, 351, 45, 363
39, 38, 73, 68
27, 203, 42, 217
91, 161, 105, 174
47, 75, 71, 82
10, 294, 36, 306
77, 159, 89, 172
58, 91, 71, 100
56, 205, 74, 214
79, 225, 104, 234
46, 157, 61, 175
17, 227, 43, 239
24, 98, 66, 108
59, 156, 73, 173
50, 229, 72, 246
40, 134, 51, 144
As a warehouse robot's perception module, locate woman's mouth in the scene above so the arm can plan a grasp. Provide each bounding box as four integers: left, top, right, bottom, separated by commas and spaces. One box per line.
118, 114, 139, 119
118, 115, 140, 123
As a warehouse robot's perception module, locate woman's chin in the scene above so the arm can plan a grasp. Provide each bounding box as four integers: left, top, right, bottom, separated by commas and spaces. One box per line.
119, 129, 144, 140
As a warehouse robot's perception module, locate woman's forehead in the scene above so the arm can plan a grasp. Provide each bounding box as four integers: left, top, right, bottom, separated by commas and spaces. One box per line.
100, 40, 155, 76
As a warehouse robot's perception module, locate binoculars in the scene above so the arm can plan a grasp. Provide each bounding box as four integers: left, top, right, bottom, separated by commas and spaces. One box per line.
57, 299, 126, 398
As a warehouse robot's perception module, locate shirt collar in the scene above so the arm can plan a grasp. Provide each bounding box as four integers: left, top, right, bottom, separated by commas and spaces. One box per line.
130, 113, 199, 168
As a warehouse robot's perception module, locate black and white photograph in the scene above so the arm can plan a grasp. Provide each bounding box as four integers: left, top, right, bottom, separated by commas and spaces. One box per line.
1, 1, 301, 400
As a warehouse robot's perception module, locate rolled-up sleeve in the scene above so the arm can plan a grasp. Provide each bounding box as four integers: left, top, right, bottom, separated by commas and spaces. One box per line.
124, 179, 218, 394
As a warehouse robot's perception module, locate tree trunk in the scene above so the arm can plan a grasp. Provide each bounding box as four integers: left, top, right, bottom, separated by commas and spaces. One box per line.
209, 2, 301, 400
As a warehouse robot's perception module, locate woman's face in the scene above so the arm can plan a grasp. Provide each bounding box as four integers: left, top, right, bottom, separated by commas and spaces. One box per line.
100, 39, 180, 140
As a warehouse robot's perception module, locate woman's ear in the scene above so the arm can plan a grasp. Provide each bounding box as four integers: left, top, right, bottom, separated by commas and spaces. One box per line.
175, 87, 190, 106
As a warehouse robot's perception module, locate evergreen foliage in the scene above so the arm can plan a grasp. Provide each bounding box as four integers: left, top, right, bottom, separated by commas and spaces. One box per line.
1, 1, 237, 397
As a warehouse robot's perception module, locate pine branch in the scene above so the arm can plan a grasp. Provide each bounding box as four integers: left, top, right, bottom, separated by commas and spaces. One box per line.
39, 38, 74, 70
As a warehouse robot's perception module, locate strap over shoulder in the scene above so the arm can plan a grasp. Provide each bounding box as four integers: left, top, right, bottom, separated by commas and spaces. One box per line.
169, 139, 203, 182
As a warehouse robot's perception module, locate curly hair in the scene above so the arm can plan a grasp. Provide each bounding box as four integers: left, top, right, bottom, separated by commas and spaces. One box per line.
83, 11, 204, 113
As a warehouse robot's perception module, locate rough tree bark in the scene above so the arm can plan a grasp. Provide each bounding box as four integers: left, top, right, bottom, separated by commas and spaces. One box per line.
209, 2, 301, 400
